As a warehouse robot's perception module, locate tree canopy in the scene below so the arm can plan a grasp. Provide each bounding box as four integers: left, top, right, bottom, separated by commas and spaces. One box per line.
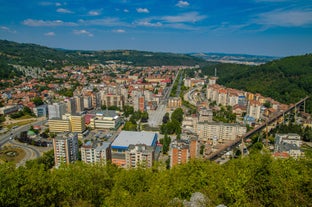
0, 153, 311, 206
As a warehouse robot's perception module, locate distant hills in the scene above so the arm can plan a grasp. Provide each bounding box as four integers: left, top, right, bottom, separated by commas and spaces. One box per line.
0, 40, 206, 72
191, 52, 278, 65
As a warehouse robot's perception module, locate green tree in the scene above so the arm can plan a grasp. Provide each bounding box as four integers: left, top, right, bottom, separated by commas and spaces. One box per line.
32, 96, 44, 106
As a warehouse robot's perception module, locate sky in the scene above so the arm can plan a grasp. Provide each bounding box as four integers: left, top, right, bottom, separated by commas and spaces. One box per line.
0, 0, 311, 57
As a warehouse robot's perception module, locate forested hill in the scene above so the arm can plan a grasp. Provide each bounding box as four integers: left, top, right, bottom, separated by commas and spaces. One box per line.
201, 54, 312, 105
0, 39, 206, 73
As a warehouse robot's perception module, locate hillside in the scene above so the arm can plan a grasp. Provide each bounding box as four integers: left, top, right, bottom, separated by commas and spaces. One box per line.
0, 153, 311, 206
200, 54, 312, 108
0, 40, 206, 79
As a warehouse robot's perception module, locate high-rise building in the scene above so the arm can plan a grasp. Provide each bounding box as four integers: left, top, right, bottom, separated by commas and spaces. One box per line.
74, 96, 84, 113
66, 98, 76, 115
170, 140, 189, 168
125, 144, 154, 168
83, 96, 92, 110
53, 132, 79, 167
48, 102, 67, 119
247, 100, 261, 120
81, 141, 111, 164
101, 94, 125, 110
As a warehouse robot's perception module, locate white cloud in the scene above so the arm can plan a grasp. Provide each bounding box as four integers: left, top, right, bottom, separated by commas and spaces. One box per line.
255, 9, 312, 27
176, 1, 190, 8
57, 8, 73, 14
73, 29, 93, 37
22, 19, 77, 26
55, 2, 62, 6
136, 8, 149, 13
136, 20, 162, 27
124, 9, 129, 13
44, 32, 55, 36
113, 29, 125, 33
162, 12, 206, 23
0, 26, 16, 33
88, 10, 101, 16
78, 18, 127, 27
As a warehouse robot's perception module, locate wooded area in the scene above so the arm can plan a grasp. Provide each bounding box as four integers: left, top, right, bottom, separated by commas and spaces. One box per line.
0, 152, 311, 206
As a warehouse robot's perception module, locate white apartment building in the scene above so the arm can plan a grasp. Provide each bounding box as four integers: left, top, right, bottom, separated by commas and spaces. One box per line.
53, 132, 79, 167
197, 122, 247, 142
247, 100, 262, 120
48, 102, 67, 119
81, 141, 111, 164
125, 144, 154, 168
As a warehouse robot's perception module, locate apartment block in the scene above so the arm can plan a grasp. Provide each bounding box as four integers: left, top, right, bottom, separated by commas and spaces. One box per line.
167, 97, 182, 109
101, 94, 125, 110
197, 122, 247, 142
81, 141, 111, 164
247, 100, 262, 120
48, 102, 67, 119
125, 144, 154, 168
53, 132, 79, 167
170, 140, 189, 168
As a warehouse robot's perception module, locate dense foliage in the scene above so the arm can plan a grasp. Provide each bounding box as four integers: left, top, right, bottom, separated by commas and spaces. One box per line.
0, 153, 311, 206
200, 54, 312, 110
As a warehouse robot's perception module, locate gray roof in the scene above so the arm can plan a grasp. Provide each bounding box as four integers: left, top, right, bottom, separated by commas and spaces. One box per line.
112, 131, 157, 148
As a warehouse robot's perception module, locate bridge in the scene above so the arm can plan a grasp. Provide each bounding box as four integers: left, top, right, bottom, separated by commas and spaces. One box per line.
207, 96, 309, 161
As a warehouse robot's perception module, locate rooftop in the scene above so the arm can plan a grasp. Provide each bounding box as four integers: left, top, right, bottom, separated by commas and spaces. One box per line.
112, 131, 158, 149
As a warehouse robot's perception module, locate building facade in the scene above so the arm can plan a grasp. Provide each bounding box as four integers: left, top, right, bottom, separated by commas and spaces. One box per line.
125, 144, 154, 168
53, 132, 79, 167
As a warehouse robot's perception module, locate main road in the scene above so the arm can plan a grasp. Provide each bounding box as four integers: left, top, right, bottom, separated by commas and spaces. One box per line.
148, 70, 181, 127
0, 119, 47, 166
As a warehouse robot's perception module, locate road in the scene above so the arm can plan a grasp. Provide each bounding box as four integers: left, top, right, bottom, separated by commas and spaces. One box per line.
0, 119, 47, 167
148, 70, 181, 127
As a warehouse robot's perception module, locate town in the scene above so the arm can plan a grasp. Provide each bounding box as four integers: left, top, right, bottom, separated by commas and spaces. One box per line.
0, 60, 309, 168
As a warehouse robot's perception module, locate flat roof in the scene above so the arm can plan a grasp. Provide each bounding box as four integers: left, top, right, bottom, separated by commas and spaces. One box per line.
112, 131, 157, 149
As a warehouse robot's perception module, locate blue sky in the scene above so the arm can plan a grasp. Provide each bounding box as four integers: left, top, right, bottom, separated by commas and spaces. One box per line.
0, 0, 311, 56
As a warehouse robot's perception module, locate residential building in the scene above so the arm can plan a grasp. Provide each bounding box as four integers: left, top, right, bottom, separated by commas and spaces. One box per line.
81, 141, 111, 164
170, 140, 189, 168
83, 96, 92, 110
197, 122, 246, 142
247, 100, 262, 120
53, 132, 79, 167
125, 144, 154, 168
274, 133, 303, 158
74, 96, 84, 113
167, 97, 182, 109
111, 131, 158, 167
66, 97, 76, 115
48, 102, 67, 119
101, 94, 125, 110
198, 108, 213, 122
